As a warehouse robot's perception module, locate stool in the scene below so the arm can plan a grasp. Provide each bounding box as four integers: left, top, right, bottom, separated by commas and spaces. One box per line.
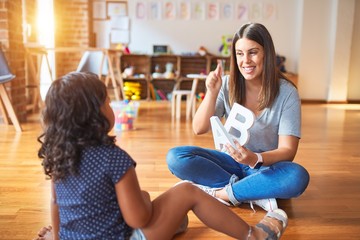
171, 78, 198, 120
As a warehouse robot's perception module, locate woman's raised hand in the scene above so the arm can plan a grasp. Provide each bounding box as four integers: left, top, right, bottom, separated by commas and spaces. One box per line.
205, 60, 223, 95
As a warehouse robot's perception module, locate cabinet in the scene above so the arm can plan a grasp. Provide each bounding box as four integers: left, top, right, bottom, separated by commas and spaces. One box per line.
150, 55, 180, 100
119, 54, 151, 100
118, 54, 230, 100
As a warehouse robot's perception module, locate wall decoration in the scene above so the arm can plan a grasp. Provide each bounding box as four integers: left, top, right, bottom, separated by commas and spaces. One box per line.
136, 1, 147, 19
164, 1, 176, 20
107, 1, 128, 17
249, 3, 262, 20
149, 2, 161, 20
235, 3, 248, 21
207, 2, 219, 20
179, 1, 191, 20
93, 1, 107, 20
221, 2, 233, 20
263, 3, 277, 20
193, 2, 205, 20
132, 1, 277, 21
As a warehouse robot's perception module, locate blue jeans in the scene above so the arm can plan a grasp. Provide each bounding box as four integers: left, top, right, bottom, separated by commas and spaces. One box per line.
166, 146, 310, 205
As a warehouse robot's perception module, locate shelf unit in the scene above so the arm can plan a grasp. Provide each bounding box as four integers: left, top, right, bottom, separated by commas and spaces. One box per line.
118, 54, 230, 100
150, 55, 180, 100
119, 54, 151, 100
176, 55, 208, 95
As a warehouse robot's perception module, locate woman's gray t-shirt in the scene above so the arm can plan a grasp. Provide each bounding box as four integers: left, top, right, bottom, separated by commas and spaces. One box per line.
214, 76, 301, 153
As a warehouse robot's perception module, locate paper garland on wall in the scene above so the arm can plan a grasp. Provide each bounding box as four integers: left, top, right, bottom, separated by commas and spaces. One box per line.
134, 1, 277, 21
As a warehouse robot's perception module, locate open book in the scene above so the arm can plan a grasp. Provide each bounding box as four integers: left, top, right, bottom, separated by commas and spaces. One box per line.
211, 103, 255, 151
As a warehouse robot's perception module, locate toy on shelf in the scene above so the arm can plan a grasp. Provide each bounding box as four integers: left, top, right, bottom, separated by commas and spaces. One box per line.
164, 62, 175, 79
197, 92, 205, 102
122, 66, 134, 78
152, 62, 176, 79
152, 64, 163, 78
219, 35, 232, 57
123, 82, 142, 100
115, 43, 131, 54
198, 46, 210, 56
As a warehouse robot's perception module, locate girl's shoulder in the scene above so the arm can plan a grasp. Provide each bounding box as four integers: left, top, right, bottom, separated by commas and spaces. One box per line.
85, 144, 135, 166
84, 144, 125, 157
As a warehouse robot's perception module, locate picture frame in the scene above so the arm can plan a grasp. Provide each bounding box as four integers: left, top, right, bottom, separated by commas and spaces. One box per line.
92, 1, 107, 20
153, 45, 169, 55
107, 1, 128, 17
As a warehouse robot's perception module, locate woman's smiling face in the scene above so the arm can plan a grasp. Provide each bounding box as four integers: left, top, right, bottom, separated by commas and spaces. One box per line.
235, 38, 264, 82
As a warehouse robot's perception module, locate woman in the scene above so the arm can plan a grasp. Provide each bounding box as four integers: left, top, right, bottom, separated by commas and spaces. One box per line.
167, 23, 310, 211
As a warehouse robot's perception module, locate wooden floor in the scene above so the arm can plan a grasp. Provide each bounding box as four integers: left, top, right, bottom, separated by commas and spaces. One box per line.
1, 101, 360, 240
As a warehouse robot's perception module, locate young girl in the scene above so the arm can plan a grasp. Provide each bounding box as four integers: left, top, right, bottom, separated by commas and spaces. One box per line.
35, 71, 288, 240
167, 22, 310, 211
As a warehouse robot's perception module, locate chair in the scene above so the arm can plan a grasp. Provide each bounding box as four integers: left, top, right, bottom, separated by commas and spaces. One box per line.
77, 50, 125, 101
76, 51, 108, 74
0, 49, 22, 132
171, 78, 199, 120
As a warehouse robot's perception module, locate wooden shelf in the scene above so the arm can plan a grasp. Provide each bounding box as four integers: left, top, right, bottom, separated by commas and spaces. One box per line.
118, 54, 230, 101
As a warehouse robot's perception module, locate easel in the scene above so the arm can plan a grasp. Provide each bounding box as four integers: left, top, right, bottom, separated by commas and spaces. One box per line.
25, 47, 126, 111
100, 48, 125, 101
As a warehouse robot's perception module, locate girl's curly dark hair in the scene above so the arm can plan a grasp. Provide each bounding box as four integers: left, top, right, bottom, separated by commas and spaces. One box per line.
38, 72, 115, 181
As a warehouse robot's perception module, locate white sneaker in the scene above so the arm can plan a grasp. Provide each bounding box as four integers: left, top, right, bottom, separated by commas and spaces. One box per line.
175, 180, 231, 206
249, 198, 278, 212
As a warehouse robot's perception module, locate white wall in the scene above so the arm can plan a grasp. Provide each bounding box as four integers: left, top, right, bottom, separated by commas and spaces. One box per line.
128, 0, 301, 72
298, 0, 356, 102
125, 0, 359, 101
297, 0, 334, 100
348, 0, 360, 101
328, 1, 354, 102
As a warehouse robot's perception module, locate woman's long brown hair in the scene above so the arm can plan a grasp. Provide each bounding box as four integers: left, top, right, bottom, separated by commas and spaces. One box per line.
229, 23, 294, 110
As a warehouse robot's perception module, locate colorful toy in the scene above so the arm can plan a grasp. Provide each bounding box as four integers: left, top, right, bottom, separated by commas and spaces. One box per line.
111, 100, 140, 131
219, 35, 232, 57
116, 43, 131, 54
123, 82, 141, 100
197, 92, 205, 102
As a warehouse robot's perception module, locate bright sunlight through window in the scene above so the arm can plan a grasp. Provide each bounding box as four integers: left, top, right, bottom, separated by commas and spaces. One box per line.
37, 0, 55, 99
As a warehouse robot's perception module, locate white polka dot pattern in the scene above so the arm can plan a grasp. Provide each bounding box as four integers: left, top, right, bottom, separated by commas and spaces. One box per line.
55, 145, 135, 239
